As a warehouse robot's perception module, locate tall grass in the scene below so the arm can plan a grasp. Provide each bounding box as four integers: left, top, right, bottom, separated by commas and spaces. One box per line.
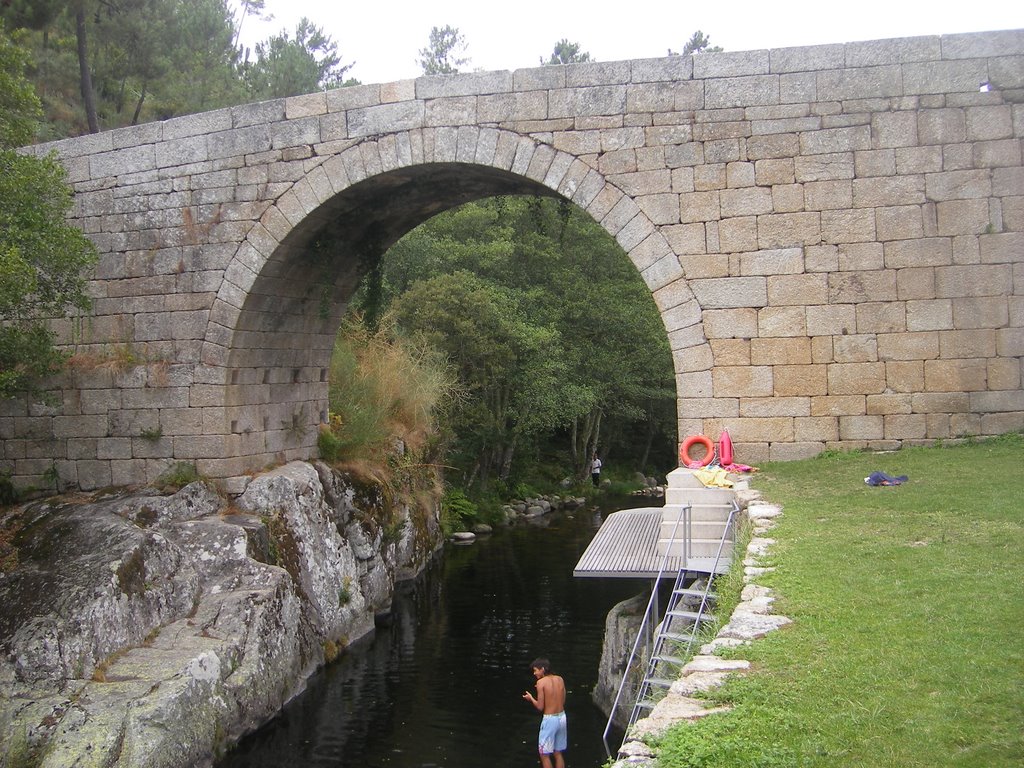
654, 433, 1024, 768
319, 318, 460, 464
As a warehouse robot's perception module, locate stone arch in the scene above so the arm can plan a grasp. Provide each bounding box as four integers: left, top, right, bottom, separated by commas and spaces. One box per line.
199, 127, 702, 478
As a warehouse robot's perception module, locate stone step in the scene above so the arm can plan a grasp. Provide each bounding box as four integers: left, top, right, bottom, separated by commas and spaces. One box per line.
660, 503, 734, 523
657, 537, 735, 558
673, 587, 716, 600
645, 676, 676, 688
665, 608, 704, 622
665, 467, 707, 489
660, 520, 731, 540
686, 556, 733, 574
664, 485, 736, 505
653, 653, 687, 665
660, 630, 696, 643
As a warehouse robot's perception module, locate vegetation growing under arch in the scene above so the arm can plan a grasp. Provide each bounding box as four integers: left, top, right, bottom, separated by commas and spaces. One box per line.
352, 195, 678, 496
318, 316, 460, 467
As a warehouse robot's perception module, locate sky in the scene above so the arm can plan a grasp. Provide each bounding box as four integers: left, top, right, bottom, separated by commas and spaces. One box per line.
236, 0, 1024, 86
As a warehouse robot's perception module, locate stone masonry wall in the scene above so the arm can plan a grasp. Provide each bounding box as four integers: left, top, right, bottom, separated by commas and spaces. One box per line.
2, 30, 1022, 492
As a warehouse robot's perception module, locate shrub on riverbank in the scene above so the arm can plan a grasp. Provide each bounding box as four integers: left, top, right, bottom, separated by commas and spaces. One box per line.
439, 488, 477, 536
319, 320, 459, 535
654, 433, 1024, 768
319, 318, 459, 465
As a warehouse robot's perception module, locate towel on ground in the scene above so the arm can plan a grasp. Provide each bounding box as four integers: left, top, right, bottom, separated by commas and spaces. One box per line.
864, 471, 908, 486
693, 467, 733, 488
720, 462, 757, 473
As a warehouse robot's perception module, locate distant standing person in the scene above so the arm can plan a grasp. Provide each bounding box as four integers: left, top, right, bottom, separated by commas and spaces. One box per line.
522, 657, 567, 768
590, 452, 602, 487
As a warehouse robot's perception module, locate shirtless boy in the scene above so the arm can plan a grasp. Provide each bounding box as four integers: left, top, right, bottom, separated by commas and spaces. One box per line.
522, 657, 567, 768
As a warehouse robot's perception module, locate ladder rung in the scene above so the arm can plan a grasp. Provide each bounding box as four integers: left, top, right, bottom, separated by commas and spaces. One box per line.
666, 609, 703, 620
634, 700, 656, 710
673, 588, 716, 599
645, 677, 675, 688
653, 654, 685, 665
661, 631, 692, 641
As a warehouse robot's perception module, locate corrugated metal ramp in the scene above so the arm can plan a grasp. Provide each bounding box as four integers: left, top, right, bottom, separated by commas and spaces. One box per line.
573, 508, 683, 578
574, 507, 732, 578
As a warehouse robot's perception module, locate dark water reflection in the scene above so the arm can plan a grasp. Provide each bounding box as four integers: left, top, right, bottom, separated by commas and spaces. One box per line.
218, 502, 647, 768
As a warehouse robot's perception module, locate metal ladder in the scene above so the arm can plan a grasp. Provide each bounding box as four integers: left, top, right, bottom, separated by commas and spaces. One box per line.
602, 500, 739, 758
626, 570, 716, 728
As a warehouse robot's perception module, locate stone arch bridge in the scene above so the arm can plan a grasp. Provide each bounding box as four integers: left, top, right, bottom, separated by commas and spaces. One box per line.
5, 30, 1023, 493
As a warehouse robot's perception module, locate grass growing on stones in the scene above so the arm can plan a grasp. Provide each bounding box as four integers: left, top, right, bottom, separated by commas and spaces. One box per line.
654, 433, 1024, 768
320, 318, 459, 463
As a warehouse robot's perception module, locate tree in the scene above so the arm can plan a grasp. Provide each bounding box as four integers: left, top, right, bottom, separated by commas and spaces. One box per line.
387, 270, 571, 488
4, 0, 358, 135
159, 0, 246, 116
359, 196, 677, 489
541, 39, 591, 66
0, 0, 100, 132
88, 0, 180, 124
231, 0, 271, 50
0, 24, 97, 397
242, 16, 353, 99
670, 30, 723, 56
0, 22, 41, 146
417, 25, 468, 75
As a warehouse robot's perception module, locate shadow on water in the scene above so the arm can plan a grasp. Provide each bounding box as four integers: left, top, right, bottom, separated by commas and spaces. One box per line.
218, 497, 649, 768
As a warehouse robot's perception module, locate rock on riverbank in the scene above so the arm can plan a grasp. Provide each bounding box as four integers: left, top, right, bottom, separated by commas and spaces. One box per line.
0, 460, 442, 767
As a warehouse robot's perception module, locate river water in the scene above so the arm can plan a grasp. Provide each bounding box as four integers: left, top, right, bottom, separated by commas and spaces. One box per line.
218, 501, 648, 768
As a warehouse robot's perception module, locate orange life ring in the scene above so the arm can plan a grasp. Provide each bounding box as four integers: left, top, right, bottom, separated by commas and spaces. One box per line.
679, 434, 714, 467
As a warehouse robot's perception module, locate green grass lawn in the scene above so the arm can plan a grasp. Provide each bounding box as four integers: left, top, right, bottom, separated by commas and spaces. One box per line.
654, 433, 1024, 768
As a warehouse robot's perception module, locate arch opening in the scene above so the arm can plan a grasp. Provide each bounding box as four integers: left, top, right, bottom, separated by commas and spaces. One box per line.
216, 158, 681, 483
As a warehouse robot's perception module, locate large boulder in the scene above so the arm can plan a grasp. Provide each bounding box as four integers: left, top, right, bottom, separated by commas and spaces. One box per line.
0, 461, 443, 768
592, 591, 648, 727
0, 487, 217, 684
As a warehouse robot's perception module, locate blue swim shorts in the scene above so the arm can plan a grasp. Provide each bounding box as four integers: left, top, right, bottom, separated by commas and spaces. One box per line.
538, 711, 567, 755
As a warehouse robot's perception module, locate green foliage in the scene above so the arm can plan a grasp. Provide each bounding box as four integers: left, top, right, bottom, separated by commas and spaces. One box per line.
320, 318, 459, 464
654, 704, 799, 768
338, 577, 352, 606
0, 22, 41, 146
358, 196, 677, 490
2, 0, 354, 137
418, 25, 469, 75
316, 424, 347, 463
440, 487, 477, 535
388, 268, 569, 484
0, 26, 97, 398
139, 426, 163, 442
242, 17, 353, 99
675, 30, 723, 56
655, 435, 1024, 767
0, 470, 18, 506
170, 0, 249, 113
541, 39, 591, 66
154, 461, 201, 491
89, 0, 178, 123
258, 514, 281, 565
41, 461, 59, 489
507, 480, 537, 500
